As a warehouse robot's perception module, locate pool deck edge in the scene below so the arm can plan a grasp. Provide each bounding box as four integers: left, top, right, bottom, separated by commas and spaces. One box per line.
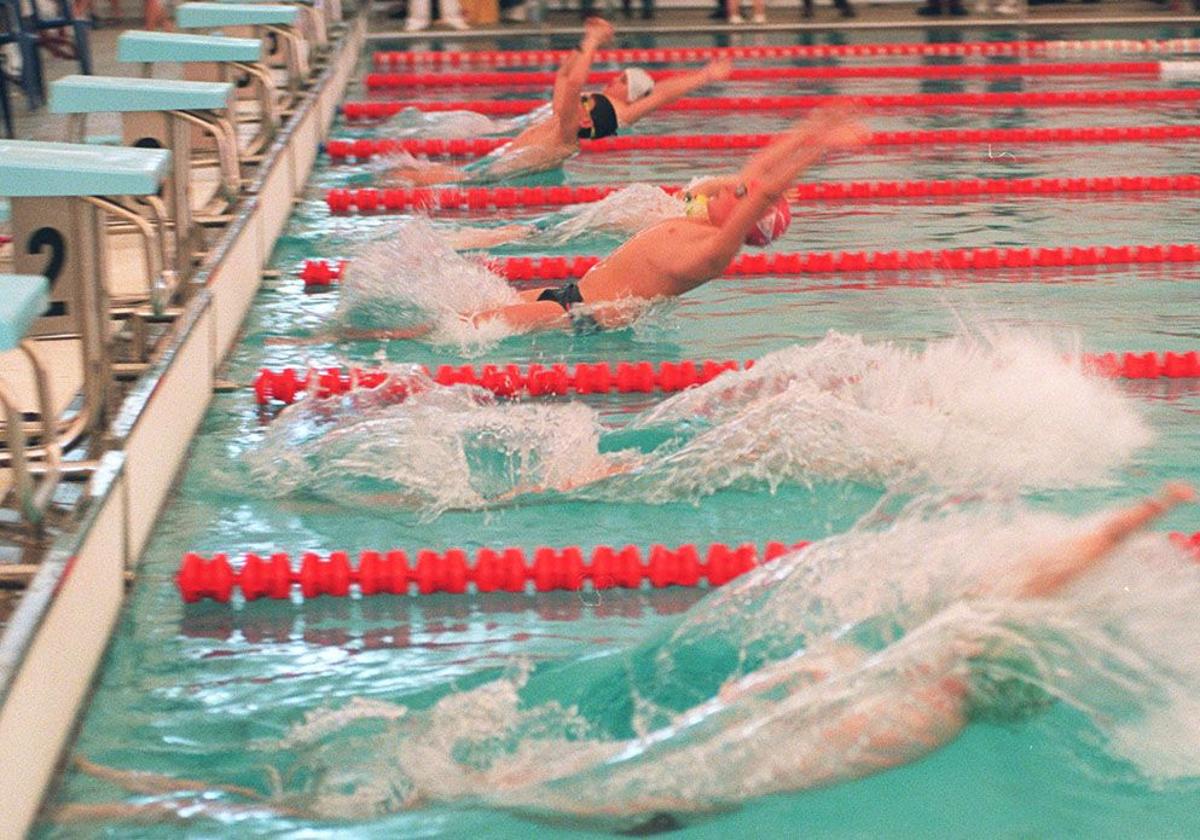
0, 15, 367, 838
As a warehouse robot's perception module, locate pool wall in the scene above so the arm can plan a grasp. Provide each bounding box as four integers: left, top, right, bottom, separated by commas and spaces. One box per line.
0, 16, 365, 837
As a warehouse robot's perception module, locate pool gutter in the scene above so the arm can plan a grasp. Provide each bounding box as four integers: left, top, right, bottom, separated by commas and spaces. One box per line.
0, 14, 365, 838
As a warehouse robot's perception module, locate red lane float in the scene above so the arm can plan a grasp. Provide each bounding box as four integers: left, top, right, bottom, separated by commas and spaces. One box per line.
326, 125, 1200, 160
254, 359, 749, 405
177, 541, 808, 602
363, 62, 1166, 89
299, 243, 1200, 289
253, 350, 1200, 407
182, 532, 1200, 602
324, 175, 1200, 214
342, 89, 1200, 119
371, 39, 1200, 68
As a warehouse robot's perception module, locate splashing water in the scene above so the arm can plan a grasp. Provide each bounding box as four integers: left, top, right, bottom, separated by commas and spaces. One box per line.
329, 218, 659, 348
246, 378, 617, 517
334, 218, 519, 345
262, 500, 1200, 828
622, 330, 1152, 497
542, 183, 685, 245
247, 332, 1150, 514
382, 105, 546, 138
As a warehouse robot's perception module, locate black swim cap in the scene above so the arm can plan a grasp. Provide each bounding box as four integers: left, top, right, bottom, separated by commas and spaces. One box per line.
578, 93, 618, 140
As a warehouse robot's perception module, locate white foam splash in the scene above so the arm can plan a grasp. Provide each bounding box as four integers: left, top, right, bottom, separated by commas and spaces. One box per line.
334, 218, 519, 347
542, 183, 685, 245
630, 331, 1151, 495
247, 380, 613, 516
382, 107, 523, 138
381, 104, 549, 138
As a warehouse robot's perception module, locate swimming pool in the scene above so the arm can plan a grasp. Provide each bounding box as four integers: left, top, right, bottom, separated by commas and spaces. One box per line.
41, 23, 1200, 838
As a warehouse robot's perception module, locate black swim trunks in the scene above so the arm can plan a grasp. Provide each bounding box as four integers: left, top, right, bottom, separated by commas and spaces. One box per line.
536, 282, 584, 311
536, 282, 600, 333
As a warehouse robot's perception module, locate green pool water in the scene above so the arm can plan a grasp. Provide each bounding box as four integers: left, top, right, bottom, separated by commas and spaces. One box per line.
40, 25, 1200, 839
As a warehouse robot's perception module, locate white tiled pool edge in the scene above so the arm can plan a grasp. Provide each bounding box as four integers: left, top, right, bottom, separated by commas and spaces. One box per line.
0, 17, 365, 837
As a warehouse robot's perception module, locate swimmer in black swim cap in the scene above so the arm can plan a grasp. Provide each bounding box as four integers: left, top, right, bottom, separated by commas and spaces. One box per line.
389, 19, 733, 186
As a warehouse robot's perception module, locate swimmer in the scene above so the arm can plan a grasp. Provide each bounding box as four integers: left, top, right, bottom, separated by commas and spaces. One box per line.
390, 18, 734, 186
292, 106, 866, 346
54, 483, 1197, 828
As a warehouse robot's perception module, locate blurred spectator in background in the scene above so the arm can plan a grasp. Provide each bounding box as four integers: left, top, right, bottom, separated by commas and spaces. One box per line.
404, 0, 469, 30
974, 0, 1016, 14
622, 0, 653, 19
802, 0, 855, 17
727, 0, 765, 24
499, 0, 526, 22
917, 0, 968, 15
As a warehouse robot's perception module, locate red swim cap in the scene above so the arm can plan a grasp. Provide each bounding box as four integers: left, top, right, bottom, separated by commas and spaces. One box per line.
744, 196, 792, 248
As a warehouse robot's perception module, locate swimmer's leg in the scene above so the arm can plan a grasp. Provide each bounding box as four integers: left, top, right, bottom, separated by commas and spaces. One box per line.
471, 299, 572, 332
74, 755, 265, 799
50, 798, 312, 825
1014, 482, 1195, 598
443, 224, 536, 251
264, 323, 436, 346
389, 161, 469, 186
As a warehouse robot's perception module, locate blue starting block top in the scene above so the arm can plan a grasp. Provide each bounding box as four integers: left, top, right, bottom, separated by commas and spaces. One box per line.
0, 276, 50, 351
176, 2, 300, 28
0, 140, 170, 198
117, 30, 264, 64
50, 75, 234, 114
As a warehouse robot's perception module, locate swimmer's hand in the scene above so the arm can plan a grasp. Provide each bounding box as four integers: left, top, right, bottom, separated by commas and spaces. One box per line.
1161, 481, 1198, 505
583, 16, 614, 47
703, 57, 734, 83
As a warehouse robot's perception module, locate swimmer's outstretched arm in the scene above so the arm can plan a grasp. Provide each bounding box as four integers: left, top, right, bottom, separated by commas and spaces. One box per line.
620, 58, 734, 127
1013, 482, 1195, 599
551, 18, 614, 145
687, 109, 867, 278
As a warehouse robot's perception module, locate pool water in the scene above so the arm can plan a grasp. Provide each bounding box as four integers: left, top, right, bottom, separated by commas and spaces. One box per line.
42, 25, 1200, 839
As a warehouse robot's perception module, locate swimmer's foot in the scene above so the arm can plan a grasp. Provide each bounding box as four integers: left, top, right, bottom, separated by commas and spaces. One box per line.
620, 812, 683, 836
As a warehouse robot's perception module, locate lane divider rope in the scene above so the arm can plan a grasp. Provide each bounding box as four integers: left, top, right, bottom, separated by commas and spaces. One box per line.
371, 39, 1200, 68
323, 174, 1200, 212
177, 541, 805, 602
183, 532, 1200, 602
254, 359, 748, 404
298, 243, 1200, 290
361, 61, 1192, 88
341, 89, 1200, 118
325, 125, 1200, 161
253, 350, 1200, 407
